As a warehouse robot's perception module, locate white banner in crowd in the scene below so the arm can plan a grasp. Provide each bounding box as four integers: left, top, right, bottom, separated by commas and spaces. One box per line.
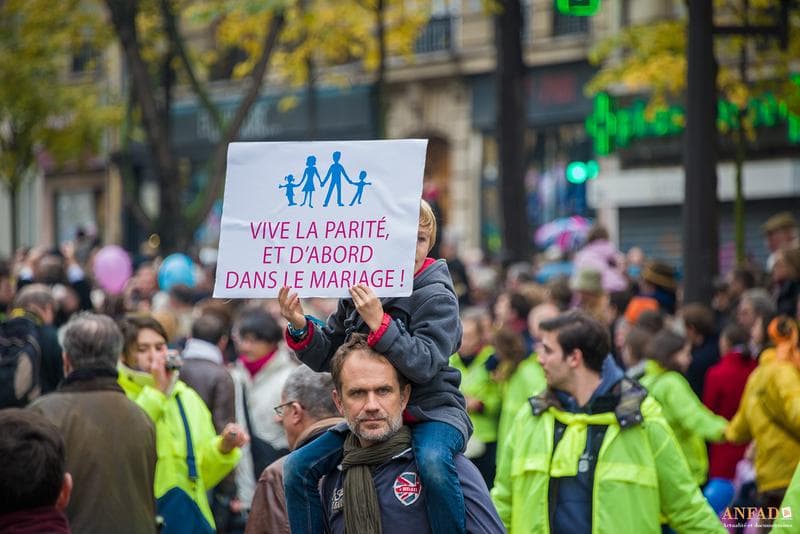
214, 139, 428, 298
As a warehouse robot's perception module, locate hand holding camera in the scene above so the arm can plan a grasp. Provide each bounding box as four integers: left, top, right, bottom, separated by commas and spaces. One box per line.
149, 349, 181, 394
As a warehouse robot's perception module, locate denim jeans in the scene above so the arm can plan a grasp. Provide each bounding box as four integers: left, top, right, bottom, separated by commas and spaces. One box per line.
412, 421, 466, 534
283, 429, 345, 534
283, 421, 466, 533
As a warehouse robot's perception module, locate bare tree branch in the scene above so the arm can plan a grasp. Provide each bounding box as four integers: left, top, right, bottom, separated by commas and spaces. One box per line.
186, 10, 287, 229
159, 0, 224, 132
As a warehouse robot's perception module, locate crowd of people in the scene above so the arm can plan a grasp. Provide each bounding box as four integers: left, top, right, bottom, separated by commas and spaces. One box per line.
0, 205, 799, 533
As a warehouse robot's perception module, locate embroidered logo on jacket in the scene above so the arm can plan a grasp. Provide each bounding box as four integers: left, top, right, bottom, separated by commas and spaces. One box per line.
393, 472, 421, 506
331, 488, 344, 512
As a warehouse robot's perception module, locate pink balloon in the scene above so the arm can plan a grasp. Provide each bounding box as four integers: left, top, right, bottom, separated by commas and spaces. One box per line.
93, 245, 133, 294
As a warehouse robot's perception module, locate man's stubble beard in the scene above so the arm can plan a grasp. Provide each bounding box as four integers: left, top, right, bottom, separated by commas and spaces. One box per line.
347, 411, 404, 445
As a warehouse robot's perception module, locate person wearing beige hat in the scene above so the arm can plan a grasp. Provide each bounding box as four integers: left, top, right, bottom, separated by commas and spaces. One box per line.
570, 268, 611, 325
640, 260, 678, 315
762, 211, 799, 271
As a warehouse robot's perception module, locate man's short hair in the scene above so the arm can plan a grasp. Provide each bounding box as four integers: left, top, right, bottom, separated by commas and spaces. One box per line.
624, 325, 652, 364
731, 268, 756, 290
539, 310, 610, 373
282, 366, 338, 420
191, 313, 228, 345
13, 283, 55, 313
645, 329, 687, 373
60, 312, 124, 371
681, 303, 716, 338
509, 292, 533, 321
330, 334, 409, 393
0, 409, 65, 514
741, 288, 776, 319
419, 199, 438, 251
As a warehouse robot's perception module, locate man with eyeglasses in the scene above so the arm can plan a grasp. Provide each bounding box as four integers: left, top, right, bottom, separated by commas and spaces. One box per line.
245, 366, 342, 534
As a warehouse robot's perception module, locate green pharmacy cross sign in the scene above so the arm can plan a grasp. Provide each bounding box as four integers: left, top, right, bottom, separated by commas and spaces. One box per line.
556, 0, 601, 16
586, 89, 800, 156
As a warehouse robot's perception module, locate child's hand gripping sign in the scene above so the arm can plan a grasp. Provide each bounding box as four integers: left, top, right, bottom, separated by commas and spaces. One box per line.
214, 140, 428, 298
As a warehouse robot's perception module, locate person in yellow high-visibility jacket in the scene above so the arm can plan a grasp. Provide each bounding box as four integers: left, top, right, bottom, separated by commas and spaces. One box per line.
639, 329, 728, 486
118, 314, 248, 533
450, 311, 502, 488
492, 310, 725, 533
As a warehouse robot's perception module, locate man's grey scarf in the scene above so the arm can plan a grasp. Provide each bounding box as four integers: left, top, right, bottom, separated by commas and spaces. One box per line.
340, 425, 413, 534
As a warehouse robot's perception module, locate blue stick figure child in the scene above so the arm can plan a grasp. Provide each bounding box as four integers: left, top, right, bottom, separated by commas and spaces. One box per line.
278, 174, 299, 206
299, 155, 322, 208
349, 170, 372, 206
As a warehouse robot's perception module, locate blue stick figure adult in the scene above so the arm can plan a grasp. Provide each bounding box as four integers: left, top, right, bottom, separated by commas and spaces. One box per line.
278, 174, 299, 206
321, 151, 355, 207
349, 170, 372, 206
299, 155, 322, 208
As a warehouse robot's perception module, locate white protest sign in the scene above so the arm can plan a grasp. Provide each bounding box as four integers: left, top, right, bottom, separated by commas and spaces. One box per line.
213, 140, 428, 298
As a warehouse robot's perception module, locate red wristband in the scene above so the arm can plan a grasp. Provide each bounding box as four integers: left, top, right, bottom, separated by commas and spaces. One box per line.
367, 313, 392, 347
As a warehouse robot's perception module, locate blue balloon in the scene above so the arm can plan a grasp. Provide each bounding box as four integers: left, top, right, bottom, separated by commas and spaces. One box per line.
158, 253, 195, 291
703, 478, 735, 516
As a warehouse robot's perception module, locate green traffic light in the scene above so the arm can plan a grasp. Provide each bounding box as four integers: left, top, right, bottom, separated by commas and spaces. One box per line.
556, 0, 601, 16
566, 160, 599, 184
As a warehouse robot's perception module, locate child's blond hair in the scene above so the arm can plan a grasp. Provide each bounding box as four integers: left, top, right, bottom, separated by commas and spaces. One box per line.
419, 199, 437, 252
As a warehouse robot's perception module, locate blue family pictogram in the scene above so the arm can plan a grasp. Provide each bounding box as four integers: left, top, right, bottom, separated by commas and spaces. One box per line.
280, 151, 372, 208
278, 175, 299, 206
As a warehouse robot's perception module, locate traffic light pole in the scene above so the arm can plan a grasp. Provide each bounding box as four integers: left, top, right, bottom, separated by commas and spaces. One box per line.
683, 0, 719, 306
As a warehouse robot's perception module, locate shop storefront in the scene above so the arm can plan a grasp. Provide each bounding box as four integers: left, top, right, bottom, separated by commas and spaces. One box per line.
470, 61, 597, 257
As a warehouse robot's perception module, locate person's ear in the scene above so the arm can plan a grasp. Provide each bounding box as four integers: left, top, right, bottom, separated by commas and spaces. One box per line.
62, 352, 72, 376
56, 473, 72, 511
289, 402, 304, 424
332, 388, 344, 416
568, 348, 583, 369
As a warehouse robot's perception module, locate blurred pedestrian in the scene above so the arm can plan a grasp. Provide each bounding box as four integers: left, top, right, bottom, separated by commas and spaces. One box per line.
30, 313, 157, 533
569, 268, 611, 325
179, 312, 239, 530
441, 233, 473, 309
682, 302, 720, 398
716, 268, 756, 328
0, 409, 72, 534
180, 313, 236, 433
118, 314, 248, 534
736, 288, 776, 335
725, 316, 800, 511
761, 211, 799, 271
493, 289, 535, 353
702, 323, 756, 481
245, 366, 341, 534
11, 284, 63, 394
639, 260, 678, 316
230, 306, 298, 519
0, 258, 15, 318
770, 247, 800, 318
16, 243, 92, 322
621, 324, 650, 379
495, 302, 554, 451
572, 224, 627, 293
450, 311, 501, 488
640, 328, 728, 486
